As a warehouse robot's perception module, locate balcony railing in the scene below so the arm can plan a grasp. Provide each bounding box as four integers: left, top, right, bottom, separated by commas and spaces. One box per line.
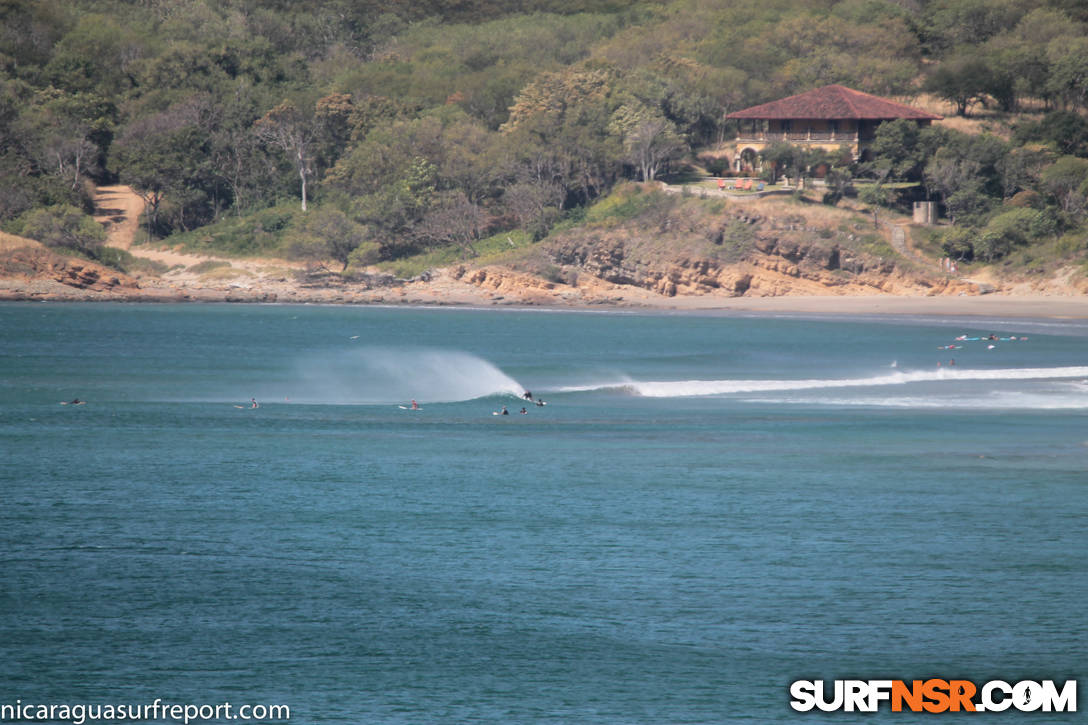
734, 130, 858, 144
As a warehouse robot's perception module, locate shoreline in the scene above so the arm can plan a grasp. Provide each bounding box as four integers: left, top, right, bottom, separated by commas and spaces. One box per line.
3, 282, 1088, 320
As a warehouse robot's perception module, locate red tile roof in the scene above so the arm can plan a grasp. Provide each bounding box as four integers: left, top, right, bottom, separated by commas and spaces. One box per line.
726, 85, 942, 121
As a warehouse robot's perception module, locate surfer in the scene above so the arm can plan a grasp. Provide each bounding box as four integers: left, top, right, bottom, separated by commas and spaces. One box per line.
61, 398, 85, 405
522, 391, 533, 401
520, 407, 528, 414
535, 399, 545, 406
501, 406, 509, 415
411, 399, 419, 410
250, 398, 259, 409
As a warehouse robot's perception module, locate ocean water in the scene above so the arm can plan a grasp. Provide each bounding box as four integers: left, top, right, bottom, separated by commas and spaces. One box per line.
1, 302, 1085, 723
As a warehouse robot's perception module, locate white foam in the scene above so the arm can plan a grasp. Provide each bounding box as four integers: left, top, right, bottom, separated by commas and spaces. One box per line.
747, 392, 1088, 410
557, 367, 1088, 398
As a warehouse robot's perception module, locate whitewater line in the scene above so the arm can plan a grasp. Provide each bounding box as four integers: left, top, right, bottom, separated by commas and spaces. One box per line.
555, 366, 1088, 398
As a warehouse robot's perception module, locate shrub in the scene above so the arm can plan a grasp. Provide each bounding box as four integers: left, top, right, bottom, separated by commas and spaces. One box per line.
347, 241, 382, 268
1007, 190, 1043, 209
93, 246, 134, 272
973, 207, 1041, 261
703, 157, 730, 176
189, 260, 231, 274
14, 205, 105, 256
1029, 208, 1061, 239
940, 227, 975, 261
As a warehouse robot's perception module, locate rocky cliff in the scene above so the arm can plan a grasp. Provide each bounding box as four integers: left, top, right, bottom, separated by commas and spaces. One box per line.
0, 234, 140, 299
461, 200, 977, 302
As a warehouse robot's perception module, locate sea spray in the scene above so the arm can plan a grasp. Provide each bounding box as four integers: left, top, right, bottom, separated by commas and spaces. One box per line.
287, 347, 524, 404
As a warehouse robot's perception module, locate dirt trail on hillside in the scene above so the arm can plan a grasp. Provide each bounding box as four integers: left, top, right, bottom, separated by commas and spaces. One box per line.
93, 185, 145, 250
91, 184, 307, 283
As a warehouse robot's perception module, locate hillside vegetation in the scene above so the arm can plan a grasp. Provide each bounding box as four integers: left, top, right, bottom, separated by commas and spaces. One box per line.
3, 0, 1088, 288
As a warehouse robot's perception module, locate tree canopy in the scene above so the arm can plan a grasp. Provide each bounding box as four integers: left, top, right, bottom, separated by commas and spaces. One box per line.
3, 0, 1088, 269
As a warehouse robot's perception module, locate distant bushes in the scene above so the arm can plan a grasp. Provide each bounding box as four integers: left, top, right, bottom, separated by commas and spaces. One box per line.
940, 207, 1063, 262
170, 205, 301, 257
7, 204, 105, 257
702, 157, 731, 176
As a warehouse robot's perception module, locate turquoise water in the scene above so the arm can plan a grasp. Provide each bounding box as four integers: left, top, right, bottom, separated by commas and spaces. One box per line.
1, 302, 1085, 723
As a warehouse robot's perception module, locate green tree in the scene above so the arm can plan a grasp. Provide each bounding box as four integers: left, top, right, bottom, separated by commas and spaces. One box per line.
975, 207, 1038, 261
922, 0, 1030, 54
290, 207, 368, 271
1040, 155, 1088, 215
437, 120, 508, 205
254, 100, 315, 211
16, 204, 105, 256
312, 93, 355, 180
822, 167, 854, 206
1046, 36, 1088, 110
43, 14, 146, 96
866, 119, 925, 181
1014, 110, 1088, 157
924, 54, 993, 117
502, 67, 623, 204
858, 183, 888, 228
414, 190, 486, 258
759, 142, 806, 184
111, 115, 182, 241
996, 147, 1047, 200
113, 96, 225, 234
941, 227, 975, 262
609, 101, 685, 182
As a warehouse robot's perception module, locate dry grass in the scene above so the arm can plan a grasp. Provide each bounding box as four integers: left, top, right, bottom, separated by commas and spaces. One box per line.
200, 267, 254, 281
0, 231, 41, 251
734, 195, 878, 229
906, 93, 1044, 140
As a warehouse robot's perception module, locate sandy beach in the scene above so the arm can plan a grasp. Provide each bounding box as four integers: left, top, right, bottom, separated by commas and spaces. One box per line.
5, 268, 1088, 319
654, 293, 1088, 318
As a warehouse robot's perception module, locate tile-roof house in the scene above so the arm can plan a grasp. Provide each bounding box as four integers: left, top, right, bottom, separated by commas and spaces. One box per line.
724, 85, 942, 172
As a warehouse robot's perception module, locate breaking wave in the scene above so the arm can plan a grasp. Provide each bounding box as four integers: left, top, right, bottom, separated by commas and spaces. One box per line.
554, 367, 1088, 398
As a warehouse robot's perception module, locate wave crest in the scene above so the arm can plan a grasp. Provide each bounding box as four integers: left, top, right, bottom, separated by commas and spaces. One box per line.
557, 367, 1088, 398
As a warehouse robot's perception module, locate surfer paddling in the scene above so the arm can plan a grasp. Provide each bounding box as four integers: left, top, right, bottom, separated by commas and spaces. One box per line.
60, 398, 85, 405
